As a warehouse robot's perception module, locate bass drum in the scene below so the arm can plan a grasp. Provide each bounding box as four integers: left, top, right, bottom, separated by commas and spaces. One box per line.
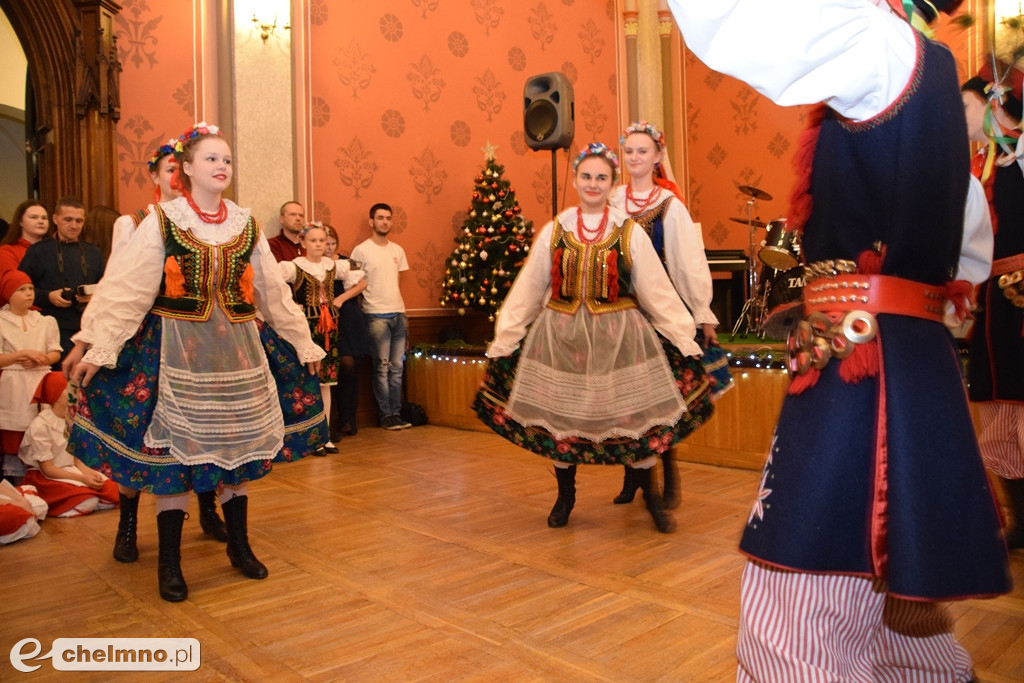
758, 218, 801, 271
760, 267, 805, 340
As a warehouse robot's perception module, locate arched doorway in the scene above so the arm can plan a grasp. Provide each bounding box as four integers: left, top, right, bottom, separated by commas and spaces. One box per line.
0, 0, 120, 211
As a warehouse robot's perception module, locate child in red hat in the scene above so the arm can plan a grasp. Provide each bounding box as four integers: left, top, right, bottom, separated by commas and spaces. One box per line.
0, 270, 61, 484
18, 371, 118, 517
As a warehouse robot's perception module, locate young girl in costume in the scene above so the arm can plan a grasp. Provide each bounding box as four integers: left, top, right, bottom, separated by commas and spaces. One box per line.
324, 224, 370, 439
105, 139, 229, 566
19, 372, 119, 517
609, 121, 733, 509
279, 222, 367, 454
474, 143, 714, 534
0, 271, 61, 484
64, 123, 327, 602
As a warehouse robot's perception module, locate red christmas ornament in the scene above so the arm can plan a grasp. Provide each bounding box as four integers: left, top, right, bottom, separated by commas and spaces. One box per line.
498, 190, 506, 198
490, 182, 498, 189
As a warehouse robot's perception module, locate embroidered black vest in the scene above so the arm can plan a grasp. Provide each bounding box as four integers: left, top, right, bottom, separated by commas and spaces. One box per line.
150, 206, 259, 322
628, 195, 674, 266
291, 265, 339, 322
546, 218, 637, 315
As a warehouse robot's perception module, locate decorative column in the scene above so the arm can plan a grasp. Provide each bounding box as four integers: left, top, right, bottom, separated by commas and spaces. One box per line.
657, 1, 678, 175
73, 0, 122, 209
622, 0, 640, 122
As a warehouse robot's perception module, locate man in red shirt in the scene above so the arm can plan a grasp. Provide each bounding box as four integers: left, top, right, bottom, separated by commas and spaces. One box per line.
266, 201, 305, 262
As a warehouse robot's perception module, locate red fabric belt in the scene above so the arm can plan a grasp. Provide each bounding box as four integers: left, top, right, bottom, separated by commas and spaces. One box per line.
804, 274, 945, 323
991, 252, 1024, 278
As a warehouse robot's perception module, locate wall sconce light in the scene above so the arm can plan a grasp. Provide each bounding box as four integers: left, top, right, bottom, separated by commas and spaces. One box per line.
252, 13, 290, 43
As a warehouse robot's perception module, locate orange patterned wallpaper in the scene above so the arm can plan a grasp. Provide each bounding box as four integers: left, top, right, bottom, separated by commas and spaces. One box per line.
113, 2, 983, 312
114, 0, 197, 214
307, 0, 620, 310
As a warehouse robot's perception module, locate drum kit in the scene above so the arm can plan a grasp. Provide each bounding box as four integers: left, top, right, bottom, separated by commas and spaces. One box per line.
728, 185, 804, 339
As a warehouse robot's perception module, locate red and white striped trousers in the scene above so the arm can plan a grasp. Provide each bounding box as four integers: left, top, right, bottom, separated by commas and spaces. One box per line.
736, 561, 974, 682
977, 402, 1024, 479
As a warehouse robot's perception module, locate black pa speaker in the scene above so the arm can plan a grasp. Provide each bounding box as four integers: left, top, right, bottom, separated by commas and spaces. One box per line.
523, 72, 574, 151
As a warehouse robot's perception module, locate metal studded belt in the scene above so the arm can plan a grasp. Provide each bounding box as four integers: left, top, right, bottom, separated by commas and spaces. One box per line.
786, 271, 947, 376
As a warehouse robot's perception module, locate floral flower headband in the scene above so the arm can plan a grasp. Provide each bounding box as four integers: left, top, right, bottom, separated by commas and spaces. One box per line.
171, 121, 222, 160
147, 138, 179, 173
572, 142, 620, 177
620, 121, 665, 150
300, 221, 326, 239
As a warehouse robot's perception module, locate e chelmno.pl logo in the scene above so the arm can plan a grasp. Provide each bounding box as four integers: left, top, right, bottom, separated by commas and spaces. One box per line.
10, 638, 200, 672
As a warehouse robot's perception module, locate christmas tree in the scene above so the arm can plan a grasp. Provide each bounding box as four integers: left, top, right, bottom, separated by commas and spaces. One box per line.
440, 143, 534, 321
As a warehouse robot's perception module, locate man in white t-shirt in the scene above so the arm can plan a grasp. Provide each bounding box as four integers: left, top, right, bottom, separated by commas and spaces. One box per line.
351, 203, 411, 430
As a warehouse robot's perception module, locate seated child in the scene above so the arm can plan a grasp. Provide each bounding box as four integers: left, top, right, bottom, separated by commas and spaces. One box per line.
19, 372, 118, 517
0, 478, 46, 544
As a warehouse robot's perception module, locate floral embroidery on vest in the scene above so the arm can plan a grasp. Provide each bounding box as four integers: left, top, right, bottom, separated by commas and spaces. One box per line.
150, 205, 258, 322
547, 218, 637, 315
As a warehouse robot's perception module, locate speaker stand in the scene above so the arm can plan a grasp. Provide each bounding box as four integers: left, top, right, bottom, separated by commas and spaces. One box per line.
550, 148, 558, 219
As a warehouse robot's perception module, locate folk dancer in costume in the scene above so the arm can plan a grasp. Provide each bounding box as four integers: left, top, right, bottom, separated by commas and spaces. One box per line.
110, 138, 180, 258
667, 1, 1010, 679
279, 222, 367, 455
610, 121, 733, 510
64, 123, 327, 602
474, 143, 714, 534
108, 138, 231, 556
964, 61, 1024, 551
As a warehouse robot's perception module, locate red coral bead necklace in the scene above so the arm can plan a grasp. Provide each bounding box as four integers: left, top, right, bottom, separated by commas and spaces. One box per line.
185, 192, 228, 224
576, 206, 609, 245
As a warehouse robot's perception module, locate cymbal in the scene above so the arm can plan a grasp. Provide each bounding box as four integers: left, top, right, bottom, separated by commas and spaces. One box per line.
737, 184, 773, 201
729, 217, 767, 228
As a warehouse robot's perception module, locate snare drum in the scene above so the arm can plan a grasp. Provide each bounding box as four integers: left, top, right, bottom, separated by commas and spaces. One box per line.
758, 218, 801, 270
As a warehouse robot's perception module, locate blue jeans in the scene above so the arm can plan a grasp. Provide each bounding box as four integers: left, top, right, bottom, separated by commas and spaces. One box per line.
364, 313, 407, 417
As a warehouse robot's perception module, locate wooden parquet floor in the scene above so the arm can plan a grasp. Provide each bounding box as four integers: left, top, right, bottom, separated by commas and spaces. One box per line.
1, 425, 1022, 682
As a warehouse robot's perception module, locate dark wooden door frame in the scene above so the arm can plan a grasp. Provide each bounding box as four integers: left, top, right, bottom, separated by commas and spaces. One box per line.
1, 0, 121, 210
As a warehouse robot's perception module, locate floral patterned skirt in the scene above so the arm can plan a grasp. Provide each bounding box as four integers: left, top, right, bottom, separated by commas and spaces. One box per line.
474, 336, 714, 465
67, 315, 327, 495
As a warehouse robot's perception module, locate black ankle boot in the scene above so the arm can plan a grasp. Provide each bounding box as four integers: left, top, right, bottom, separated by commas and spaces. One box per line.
222, 496, 268, 579
636, 467, 676, 533
547, 466, 577, 528
113, 492, 140, 563
156, 509, 188, 602
613, 466, 639, 504
196, 490, 228, 543
661, 452, 681, 510
1003, 477, 1024, 550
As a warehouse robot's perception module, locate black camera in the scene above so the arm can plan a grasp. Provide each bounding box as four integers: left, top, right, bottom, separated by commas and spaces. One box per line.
60, 287, 75, 302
